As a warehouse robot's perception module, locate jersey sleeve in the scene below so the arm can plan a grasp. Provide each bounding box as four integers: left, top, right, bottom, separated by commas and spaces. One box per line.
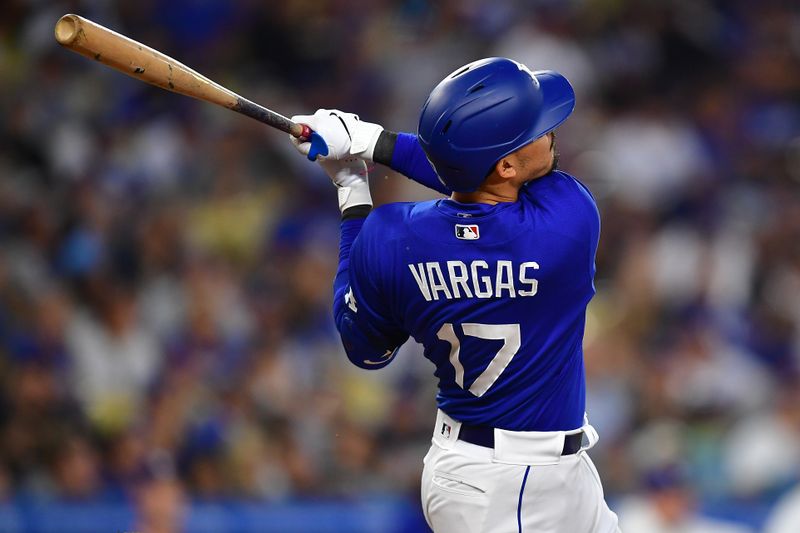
333, 216, 409, 370
379, 132, 451, 196
571, 177, 601, 286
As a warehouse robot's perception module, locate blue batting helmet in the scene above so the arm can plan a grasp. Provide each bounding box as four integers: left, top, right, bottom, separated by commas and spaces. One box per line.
417, 57, 575, 192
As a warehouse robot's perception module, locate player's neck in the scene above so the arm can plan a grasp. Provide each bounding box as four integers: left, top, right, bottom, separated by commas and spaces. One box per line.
450, 190, 515, 205
451, 179, 522, 205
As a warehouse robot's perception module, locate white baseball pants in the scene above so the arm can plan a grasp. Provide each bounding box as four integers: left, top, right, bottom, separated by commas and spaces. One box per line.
421, 410, 620, 533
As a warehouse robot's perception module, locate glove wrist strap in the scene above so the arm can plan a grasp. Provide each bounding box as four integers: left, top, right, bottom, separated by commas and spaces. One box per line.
342, 204, 372, 220
350, 122, 384, 161
337, 181, 373, 213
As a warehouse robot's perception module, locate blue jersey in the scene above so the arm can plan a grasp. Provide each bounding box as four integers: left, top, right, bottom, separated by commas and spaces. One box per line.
333, 136, 600, 432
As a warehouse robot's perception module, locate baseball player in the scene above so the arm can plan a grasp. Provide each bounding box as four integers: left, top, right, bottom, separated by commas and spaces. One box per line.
291, 57, 620, 533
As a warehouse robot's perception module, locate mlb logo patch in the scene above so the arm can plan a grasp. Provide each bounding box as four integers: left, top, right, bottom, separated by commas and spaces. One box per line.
455, 224, 480, 240
441, 422, 452, 439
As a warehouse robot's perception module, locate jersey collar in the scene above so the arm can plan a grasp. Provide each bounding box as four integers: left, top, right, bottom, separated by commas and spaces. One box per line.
436, 198, 517, 219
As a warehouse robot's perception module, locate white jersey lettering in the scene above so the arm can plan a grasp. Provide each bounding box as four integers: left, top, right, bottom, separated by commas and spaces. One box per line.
495, 260, 516, 298
408, 263, 432, 301
518, 261, 540, 296
427, 261, 453, 301
471, 260, 493, 298
447, 260, 473, 299
408, 259, 540, 301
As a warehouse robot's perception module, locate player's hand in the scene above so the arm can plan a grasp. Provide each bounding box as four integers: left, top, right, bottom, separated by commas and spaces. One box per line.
291, 109, 351, 160
318, 156, 372, 213
290, 109, 384, 161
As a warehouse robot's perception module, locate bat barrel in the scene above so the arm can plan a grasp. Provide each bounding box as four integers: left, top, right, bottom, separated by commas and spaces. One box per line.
54, 14, 242, 110
54, 14, 309, 140
54, 14, 80, 45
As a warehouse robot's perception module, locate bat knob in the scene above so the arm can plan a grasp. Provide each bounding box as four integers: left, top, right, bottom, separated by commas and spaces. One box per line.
298, 123, 313, 142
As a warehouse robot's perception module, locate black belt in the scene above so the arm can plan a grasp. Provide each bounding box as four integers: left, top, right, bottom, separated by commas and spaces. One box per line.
458, 424, 584, 455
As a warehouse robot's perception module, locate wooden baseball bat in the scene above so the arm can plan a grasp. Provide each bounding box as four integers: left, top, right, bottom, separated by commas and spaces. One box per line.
54, 14, 313, 140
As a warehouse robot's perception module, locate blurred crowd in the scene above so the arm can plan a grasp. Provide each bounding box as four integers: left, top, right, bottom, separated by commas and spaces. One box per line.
1, 0, 799, 531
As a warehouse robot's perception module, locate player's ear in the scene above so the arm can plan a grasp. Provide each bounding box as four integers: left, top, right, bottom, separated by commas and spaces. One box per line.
495, 157, 517, 179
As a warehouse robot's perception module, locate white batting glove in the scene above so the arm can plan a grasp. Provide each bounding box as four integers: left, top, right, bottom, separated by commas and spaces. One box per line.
290, 109, 384, 161
334, 110, 384, 160
290, 109, 350, 160
318, 157, 372, 213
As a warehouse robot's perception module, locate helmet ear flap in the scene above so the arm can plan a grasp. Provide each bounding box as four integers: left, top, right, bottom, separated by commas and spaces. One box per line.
417, 58, 575, 193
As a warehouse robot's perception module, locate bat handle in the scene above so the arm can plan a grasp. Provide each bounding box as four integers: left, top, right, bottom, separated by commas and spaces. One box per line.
296, 123, 313, 142
294, 123, 329, 161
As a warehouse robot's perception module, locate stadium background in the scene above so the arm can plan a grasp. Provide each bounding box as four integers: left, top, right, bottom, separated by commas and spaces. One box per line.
1, 0, 799, 531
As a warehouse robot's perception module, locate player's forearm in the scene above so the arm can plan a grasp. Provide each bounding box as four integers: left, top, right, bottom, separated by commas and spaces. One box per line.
332, 216, 397, 370
333, 215, 366, 312
333, 206, 371, 308
373, 132, 452, 196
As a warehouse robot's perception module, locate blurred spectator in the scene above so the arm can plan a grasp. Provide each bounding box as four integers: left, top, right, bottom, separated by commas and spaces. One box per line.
617, 464, 753, 533
134, 452, 186, 533
590, 107, 711, 210
50, 434, 101, 500
723, 379, 800, 498
764, 484, 800, 533
66, 282, 162, 433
